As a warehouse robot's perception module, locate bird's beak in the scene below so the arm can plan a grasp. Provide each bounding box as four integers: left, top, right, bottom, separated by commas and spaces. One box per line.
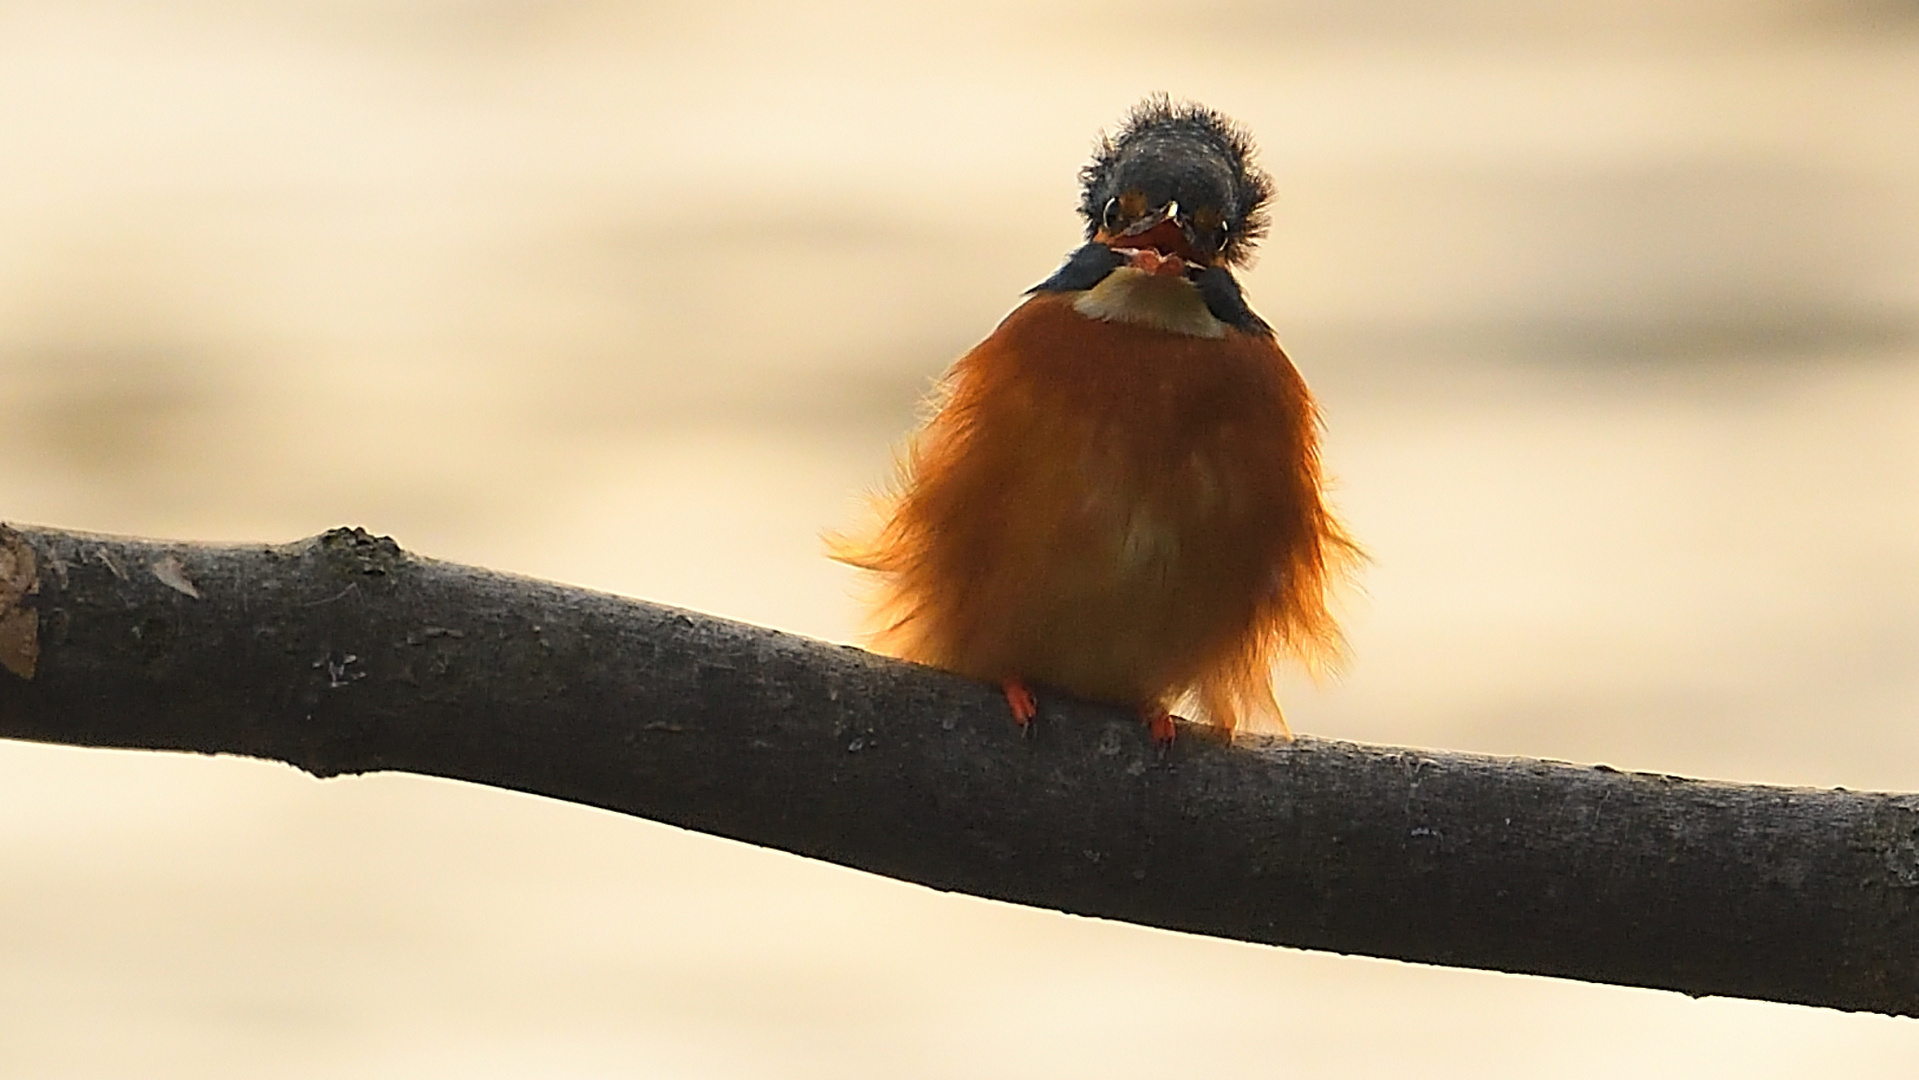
1107, 200, 1203, 274
1117, 200, 1182, 239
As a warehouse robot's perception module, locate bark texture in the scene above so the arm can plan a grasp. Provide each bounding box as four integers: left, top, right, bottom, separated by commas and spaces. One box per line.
2, 522, 1915, 1014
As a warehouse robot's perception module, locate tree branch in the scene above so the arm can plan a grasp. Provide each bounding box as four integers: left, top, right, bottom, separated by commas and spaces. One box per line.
2, 522, 1915, 1015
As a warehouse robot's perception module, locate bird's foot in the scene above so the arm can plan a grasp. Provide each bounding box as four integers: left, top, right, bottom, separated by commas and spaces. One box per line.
1142, 707, 1177, 747
1001, 679, 1038, 735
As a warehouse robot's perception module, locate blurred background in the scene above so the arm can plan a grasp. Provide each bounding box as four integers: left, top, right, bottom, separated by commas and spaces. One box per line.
3, 0, 1918, 1075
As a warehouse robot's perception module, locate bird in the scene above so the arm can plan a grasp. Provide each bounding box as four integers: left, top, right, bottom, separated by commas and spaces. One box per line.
830, 96, 1356, 744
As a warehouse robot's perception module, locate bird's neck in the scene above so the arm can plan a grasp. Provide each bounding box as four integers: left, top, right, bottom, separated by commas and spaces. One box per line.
1069, 267, 1228, 339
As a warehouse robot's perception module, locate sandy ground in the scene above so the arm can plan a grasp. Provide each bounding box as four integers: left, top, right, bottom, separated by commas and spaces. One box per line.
3, 2, 1918, 1076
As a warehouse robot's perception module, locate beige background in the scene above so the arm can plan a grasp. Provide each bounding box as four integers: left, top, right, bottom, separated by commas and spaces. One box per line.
4, 1, 1919, 1075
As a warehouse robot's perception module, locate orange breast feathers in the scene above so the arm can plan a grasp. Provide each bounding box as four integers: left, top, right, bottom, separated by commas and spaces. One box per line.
831, 291, 1354, 737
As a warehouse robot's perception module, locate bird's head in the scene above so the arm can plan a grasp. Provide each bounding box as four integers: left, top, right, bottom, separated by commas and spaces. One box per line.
1077, 96, 1273, 274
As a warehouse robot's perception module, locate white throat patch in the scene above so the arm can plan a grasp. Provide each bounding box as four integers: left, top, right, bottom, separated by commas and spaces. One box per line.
1071, 266, 1227, 339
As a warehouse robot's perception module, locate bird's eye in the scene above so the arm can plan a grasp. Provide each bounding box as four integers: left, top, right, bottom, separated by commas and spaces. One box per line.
1101, 197, 1123, 230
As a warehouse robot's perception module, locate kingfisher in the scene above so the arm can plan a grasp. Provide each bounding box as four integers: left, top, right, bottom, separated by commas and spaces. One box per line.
831, 96, 1355, 743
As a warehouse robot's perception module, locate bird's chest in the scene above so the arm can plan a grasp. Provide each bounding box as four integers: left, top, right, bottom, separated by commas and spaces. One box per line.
1060, 425, 1247, 584
1006, 365, 1264, 596
950, 292, 1298, 593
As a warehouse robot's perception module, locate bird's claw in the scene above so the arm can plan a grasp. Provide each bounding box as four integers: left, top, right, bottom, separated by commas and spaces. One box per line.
1002, 679, 1038, 735
1145, 708, 1177, 749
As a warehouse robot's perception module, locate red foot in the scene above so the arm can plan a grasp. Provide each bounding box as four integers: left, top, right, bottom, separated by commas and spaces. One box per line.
1001, 679, 1038, 732
1143, 707, 1177, 747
